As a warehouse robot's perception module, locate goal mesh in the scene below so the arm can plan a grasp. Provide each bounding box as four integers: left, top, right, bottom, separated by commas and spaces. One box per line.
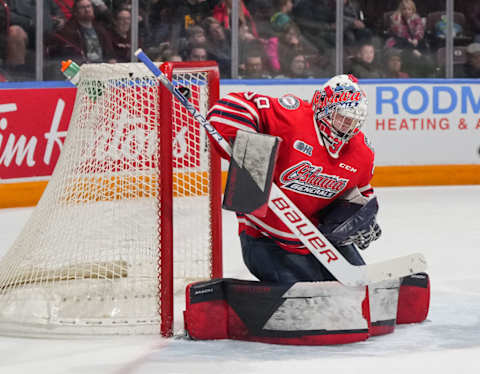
0, 62, 222, 336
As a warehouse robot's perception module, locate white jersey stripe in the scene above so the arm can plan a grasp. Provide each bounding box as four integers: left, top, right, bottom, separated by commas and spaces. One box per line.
225, 94, 260, 124
212, 103, 256, 122
237, 216, 258, 230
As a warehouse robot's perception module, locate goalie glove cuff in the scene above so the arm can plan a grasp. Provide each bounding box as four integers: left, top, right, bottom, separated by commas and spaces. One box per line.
317, 197, 382, 249
349, 221, 382, 250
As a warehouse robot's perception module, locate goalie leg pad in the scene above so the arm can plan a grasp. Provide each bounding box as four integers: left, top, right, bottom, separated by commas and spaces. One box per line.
184, 279, 229, 340
185, 278, 371, 345
368, 279, 401, 336
396, 272, 430, 324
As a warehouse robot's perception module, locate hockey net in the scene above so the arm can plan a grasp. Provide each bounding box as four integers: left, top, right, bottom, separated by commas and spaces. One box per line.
0, 61, 222, 336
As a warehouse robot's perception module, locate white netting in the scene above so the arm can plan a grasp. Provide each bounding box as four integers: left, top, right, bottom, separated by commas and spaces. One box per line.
0, 63, 217, 336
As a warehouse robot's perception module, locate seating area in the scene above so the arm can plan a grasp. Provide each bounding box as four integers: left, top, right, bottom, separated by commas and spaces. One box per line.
425, 11, 471, 48
378, 5, 477, 77
1, 0, 479, 81
0, 0, 9, 62
0, 0, 9, 81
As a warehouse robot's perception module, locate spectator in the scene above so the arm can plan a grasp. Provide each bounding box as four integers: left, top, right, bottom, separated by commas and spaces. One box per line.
292, 0, 336, 52
239, 19, 256, 45
187, 24, 208, 46
202, 16, 231, 77
239, 45, 272, 79
187, 44, 208, 61
178, 25, 208, 60
385, 0, 426, 55
110, 7, 136, 62
455, 43, 480, 78
239, 1, 294, 75
343, 0, 372, 46
384, 0, 434, 77
46, 0, 116, 64
275, 22, 318, 75
238, 21, 258, 71
382, 47, 409, 78
348, 41, 384, 78
268, 18, 332, 78
213, 0, 258, 38
160, 49, 183, 62
150, 43, 183, 62
270, 0, 293, 34
246, 0, 275, 39
167, 0, 221, 51
5, 0, 65, 79
469, 3, 480, 43
148, 0, 176, 47
112, 0, 151, 46
275, 53, 314, 78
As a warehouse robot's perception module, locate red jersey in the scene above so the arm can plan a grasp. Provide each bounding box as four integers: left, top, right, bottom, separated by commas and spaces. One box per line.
207, 92, 375, 255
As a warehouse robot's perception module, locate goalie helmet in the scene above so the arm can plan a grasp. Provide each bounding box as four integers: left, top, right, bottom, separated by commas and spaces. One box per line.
312, 74, 368, 158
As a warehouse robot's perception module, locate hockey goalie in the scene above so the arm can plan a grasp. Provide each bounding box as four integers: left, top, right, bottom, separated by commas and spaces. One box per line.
183, 74, 430, 345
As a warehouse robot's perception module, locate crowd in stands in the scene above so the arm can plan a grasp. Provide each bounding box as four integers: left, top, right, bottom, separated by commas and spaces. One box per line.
1, 0, 480, 81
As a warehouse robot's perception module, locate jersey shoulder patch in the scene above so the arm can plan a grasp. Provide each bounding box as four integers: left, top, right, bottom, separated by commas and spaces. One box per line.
278, 94, 301, 110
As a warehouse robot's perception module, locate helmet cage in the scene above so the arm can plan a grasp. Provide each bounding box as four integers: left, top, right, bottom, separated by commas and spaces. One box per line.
327, 105, 363, 141
312, 75, 368, 157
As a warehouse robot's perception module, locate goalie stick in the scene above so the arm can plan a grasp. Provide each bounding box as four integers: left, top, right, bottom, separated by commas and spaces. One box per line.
135, 49, 426, 287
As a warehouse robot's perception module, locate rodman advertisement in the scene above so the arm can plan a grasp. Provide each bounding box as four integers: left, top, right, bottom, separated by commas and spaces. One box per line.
368, 80, 480, 166
222, 79, 480, 166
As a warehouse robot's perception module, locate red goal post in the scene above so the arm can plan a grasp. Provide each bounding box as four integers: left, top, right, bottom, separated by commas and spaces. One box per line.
159, 61, 223, 336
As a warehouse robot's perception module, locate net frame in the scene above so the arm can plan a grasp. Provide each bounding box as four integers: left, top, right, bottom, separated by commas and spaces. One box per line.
0, 61, 222, 337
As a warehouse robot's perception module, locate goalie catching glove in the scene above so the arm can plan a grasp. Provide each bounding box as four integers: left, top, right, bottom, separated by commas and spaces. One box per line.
317, 196, 382, 250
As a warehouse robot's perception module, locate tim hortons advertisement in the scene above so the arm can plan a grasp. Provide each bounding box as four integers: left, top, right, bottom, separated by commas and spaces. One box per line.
0, 88, 76, 182
69, 85, 203, 174
221, 79, 480, 166
0, 85, 205, 185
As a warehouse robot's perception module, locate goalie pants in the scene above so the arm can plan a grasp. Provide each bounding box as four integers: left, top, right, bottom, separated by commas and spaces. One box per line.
239, 232, 365, 283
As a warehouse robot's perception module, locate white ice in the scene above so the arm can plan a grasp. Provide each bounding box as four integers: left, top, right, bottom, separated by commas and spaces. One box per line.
0, 185, 479, 374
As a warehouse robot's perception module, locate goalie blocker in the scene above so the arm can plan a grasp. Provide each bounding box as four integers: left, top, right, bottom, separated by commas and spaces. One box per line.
222, 130, 281, 217
184, 274, 430, 345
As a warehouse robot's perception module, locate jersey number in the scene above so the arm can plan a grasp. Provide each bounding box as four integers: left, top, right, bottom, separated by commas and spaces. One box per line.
244, 92, 270, 109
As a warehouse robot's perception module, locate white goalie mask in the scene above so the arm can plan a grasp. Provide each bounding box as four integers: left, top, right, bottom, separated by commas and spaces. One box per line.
312, 74, 368, 158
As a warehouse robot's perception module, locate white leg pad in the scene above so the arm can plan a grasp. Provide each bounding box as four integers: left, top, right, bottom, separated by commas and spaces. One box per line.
368, 279, 401, 335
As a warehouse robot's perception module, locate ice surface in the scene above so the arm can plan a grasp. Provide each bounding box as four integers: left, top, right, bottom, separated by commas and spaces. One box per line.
0, 185, 479, 374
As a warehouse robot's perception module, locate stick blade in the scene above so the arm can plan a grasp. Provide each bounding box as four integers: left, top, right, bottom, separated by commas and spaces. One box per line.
366, 253, 427, 284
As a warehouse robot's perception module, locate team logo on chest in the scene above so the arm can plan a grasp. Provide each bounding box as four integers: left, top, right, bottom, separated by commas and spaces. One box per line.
280, 161, 349, 199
